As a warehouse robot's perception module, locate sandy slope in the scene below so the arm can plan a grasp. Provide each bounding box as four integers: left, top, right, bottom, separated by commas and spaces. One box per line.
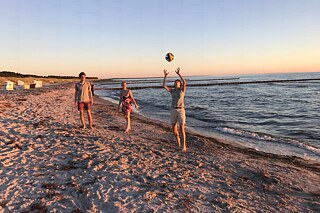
0, 84, 319, 212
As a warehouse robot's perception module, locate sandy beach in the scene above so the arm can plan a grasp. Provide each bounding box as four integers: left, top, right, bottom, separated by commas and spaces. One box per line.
0, 83, 319, 212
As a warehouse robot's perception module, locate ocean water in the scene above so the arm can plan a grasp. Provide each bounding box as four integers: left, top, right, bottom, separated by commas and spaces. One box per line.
95, 72, 320, 161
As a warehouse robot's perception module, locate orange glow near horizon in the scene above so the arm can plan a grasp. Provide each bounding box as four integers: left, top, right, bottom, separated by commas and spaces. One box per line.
1, 47, 319, 78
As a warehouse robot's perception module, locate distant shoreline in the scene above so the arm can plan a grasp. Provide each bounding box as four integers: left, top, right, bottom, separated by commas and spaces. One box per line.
97, 71, 320, 80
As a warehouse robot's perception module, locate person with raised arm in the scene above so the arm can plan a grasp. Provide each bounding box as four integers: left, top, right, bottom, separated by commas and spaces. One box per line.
163, 67, 187, 152
117, 81, 139, 132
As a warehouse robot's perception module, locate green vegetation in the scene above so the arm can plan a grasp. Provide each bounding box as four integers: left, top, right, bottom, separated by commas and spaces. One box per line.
0, 71, 44, 78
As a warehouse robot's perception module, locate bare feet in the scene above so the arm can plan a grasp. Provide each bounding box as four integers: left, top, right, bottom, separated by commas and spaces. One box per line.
177, 139, 181, 147
89, 125, 94, 130
81, 125, 86, 130
182, 147, 187, 152
125, 128, 131, 133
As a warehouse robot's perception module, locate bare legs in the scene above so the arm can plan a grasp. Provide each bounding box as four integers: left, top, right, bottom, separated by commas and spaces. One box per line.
180, 123, 186, 152
172, 123, 186, 152
125, 111, 131, 132
172, 124, 180, 146
79, 110, 93, 130
87, 110, 93, 129
79, 110, 85, 129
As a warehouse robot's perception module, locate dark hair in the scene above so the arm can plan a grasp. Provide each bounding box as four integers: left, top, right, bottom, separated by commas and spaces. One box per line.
175, 79, 182, 84
79, 72, 86, 77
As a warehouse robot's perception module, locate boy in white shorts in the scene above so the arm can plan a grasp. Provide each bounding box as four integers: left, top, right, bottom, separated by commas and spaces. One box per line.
163, 67, 187, 152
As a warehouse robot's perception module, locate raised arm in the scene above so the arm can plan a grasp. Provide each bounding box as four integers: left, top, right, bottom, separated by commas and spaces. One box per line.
163, 69, 171, 92
175, 67, 186, 92
129, 90, 139, 109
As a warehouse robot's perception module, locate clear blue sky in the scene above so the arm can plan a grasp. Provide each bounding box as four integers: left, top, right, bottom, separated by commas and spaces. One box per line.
0, 0, 319, 78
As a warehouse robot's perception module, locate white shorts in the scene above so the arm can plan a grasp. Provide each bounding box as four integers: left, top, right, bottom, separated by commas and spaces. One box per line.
170, 108, 186, 125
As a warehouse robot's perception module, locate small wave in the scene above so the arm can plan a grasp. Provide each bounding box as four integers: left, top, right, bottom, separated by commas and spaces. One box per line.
189, 105, 208, 111
98, 96, 118, 105
217, 127, 320, 156
187, 114, 226, 124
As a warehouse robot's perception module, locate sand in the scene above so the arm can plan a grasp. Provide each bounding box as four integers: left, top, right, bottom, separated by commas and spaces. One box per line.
0, 84, 319, 212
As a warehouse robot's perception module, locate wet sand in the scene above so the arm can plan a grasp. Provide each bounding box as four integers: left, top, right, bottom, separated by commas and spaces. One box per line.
0, 84, 319, 212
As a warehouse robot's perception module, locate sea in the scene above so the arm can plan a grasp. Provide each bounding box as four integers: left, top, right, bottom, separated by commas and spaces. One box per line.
95, 72, 320, 161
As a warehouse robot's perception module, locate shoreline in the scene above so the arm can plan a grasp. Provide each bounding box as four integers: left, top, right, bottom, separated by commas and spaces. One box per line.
97, 94, 320, 163
0, 83, 319, 212
97, 96, 320, 169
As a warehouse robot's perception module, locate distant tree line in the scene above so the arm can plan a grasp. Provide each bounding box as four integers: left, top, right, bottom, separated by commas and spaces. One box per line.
0, 71, 98, 79
47, 75, 98, 79
0, 71, 44, 78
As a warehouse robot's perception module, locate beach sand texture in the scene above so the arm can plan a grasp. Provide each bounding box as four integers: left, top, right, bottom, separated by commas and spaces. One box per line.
0, 84, 319, 212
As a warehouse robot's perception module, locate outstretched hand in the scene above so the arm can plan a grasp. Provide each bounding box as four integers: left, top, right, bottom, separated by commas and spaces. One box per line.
175, 67, 181, 75
163, 69, 169, 77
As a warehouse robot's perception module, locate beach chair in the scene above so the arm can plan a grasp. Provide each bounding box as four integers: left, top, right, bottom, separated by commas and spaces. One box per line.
1, 81, 14, 90
33, 80, 43, 88
24, 84, 30, 90
16, 80, 25, 90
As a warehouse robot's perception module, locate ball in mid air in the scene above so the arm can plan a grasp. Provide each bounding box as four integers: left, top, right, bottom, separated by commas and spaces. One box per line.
165, 52, 174, 62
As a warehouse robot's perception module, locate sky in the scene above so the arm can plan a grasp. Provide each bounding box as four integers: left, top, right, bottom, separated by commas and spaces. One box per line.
0, 0, 320, 78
